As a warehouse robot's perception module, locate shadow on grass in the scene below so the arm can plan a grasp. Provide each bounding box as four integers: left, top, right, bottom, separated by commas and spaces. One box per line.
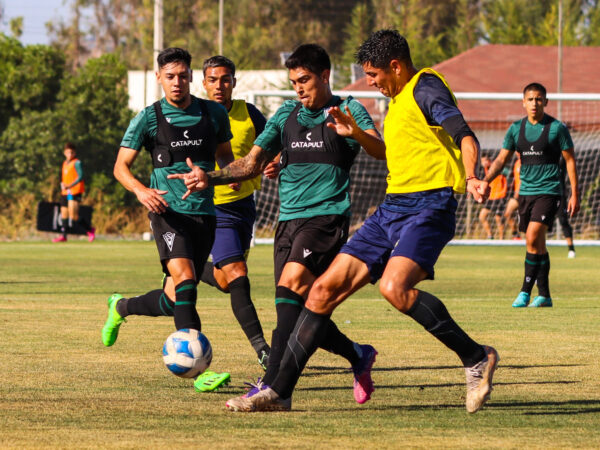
493, 399, 600, 415
305, 363, 583, 377
297, 379, 578, 393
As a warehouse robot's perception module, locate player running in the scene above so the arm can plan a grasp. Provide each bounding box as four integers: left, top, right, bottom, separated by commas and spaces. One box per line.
101, 47, 234, 391
485, 82, 579, 308
478, 155, 508, 239
224, 30, 499, 413
170, 44, 386, 408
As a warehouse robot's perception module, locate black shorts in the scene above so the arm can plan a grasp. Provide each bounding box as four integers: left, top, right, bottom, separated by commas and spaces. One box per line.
482, 198, 506, 215
149, 210, 216, 279
518, 195, 561, 232
59, 194, 82, 207
273, 214, 349, 284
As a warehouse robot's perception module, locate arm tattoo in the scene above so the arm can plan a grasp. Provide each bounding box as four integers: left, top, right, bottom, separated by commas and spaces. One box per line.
206, 148, 275, 186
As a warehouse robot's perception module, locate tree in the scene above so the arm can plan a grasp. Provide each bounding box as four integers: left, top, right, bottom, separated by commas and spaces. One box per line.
56, 53, 134, 179
9, 17, 23, 39
336, 1, 375, 86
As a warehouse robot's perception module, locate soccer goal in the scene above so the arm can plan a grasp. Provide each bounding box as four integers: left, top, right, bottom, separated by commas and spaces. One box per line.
249, 90, 600, 244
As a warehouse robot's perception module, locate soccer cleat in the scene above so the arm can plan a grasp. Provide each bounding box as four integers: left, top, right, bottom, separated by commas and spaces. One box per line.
194, 370, 231, 392
52, 235, 67, 242
352, 344, 378, 404
528, 296, 553, 307
512, 291, 530, 308
465, 345, 499, 413
257, 348, 269, 371
101, 294, 126, 346
226, 387, 291, 412
567, 250, 576, 259
87, 227, 96, 242
242, 377, 269, 398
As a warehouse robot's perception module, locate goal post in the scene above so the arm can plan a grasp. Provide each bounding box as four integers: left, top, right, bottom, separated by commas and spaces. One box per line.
249, 90, 600, 244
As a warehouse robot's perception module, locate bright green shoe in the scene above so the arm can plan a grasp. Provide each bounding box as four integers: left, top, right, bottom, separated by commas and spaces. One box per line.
529, 296, 553, 307
194, 370, 231, 392
101, 294, 126, 346
512, 292, 530, 308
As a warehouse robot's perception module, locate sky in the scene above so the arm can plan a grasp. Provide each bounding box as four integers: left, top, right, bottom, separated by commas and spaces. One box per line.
2, 0, 68, 45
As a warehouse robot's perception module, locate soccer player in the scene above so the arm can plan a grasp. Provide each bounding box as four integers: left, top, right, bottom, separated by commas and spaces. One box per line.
101, 47, 234, 391
503, 154, 521, 240
198, 55, 271, 369
170, 44, 386, 407
478, 155, 508, 239
224, 29, 499, 413
53, 142, 95, 243
484, 82, 579, 307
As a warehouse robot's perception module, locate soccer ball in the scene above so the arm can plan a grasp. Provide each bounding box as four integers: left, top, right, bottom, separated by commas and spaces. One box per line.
162, 329, 212, 378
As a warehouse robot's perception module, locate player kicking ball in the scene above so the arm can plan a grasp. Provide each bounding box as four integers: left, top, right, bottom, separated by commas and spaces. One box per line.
102, 47, 234, 392
223, 30, 499, 413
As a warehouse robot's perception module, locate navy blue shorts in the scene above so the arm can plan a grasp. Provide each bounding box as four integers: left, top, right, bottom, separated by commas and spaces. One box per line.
341, 204, 456, 282
210, 195, 256, 268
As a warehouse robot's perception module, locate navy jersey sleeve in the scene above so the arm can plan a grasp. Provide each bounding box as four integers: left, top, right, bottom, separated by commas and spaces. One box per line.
246, 102, 267, 137
414, 74, 476, 147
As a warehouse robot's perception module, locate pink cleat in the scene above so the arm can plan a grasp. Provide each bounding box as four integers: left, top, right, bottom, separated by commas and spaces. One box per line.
52, 235, 67, 243
352, 344, 378, 404
87, 227, 96, 242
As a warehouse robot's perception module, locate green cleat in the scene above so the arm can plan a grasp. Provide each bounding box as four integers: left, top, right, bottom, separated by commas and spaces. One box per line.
101, 294, 126, 346
194, 370, 231, 392
512, 291, 530, 308
529, 296, 552, 307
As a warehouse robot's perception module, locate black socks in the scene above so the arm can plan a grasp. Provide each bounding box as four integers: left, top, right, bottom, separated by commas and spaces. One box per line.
406, 291, 485, 367
174, 279, 200, 330
536, 253, 551, 297
229, 276, 268, 354
521, 252, 542, 294
272, 308, 331, 399
521, 252, 550, 297
119, 289, 174, 317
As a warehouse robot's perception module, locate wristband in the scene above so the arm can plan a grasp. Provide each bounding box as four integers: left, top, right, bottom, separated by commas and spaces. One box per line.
466, 176, 477, 182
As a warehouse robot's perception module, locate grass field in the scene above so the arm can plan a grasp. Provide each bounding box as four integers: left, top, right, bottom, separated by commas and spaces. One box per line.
1, 241, 599, 449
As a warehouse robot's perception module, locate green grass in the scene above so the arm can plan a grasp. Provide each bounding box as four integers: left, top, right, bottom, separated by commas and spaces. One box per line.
1, 241, 599, 448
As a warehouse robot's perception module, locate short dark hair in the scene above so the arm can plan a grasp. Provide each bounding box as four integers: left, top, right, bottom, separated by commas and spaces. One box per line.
356, 29, 412, 68
157, 47, 192, 69
285, 44, 331, 76
64, 142, 76, 151
523, 82, 547, 98
202, 55, 236, 77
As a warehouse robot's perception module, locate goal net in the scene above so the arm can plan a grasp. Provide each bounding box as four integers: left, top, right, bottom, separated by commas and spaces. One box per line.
250, 91, 600, 242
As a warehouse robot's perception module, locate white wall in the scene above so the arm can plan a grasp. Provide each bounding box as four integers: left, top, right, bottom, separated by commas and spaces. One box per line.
127, 69, 290, 116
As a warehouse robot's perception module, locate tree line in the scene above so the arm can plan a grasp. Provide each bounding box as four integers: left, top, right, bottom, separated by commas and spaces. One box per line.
1, 0, 599, 237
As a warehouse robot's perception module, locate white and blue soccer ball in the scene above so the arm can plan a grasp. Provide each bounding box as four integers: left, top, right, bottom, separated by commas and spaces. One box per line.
162, 329, 212, 378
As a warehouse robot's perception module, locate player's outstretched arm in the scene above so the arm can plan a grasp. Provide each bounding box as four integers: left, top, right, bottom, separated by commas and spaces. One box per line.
114, 147, 169, 213
168, 145, 276, 197
215, 141, 241, 191
326, 105, 386, 160
562, 148, 580, 216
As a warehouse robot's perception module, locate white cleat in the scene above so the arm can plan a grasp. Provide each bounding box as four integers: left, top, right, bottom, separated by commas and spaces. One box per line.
465, 346, 499, 413
226, 387, 291, 412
